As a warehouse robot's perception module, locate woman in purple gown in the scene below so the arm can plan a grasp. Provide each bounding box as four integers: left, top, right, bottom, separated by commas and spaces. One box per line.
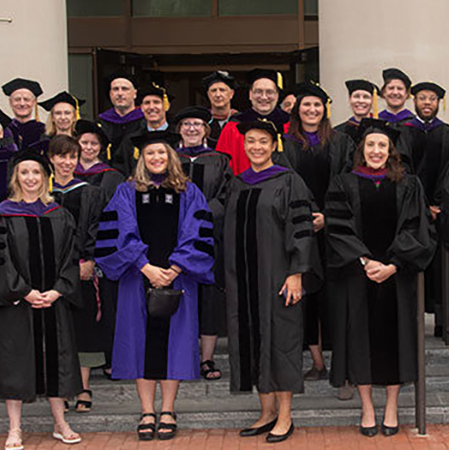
95, 131, 214, 441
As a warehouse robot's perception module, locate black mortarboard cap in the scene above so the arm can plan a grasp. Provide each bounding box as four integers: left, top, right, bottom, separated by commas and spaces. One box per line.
0, 109, 12, 130
237, 119, 280, 142
106, 71, 137, 89
201, 71, 237, 91
131, 130, 181, 150
75, 119, 109, 147
39, 91, 85, 112
246, 68, 283, 90
357, 118, 401, 144
382, 68, 412, 89
411, 82, 446, 99
174, 106, 212, 125
10, 150, 52, 176
137, 82, 173, 110
295, 81, 332, 104
345, 79, 380, 95
2, 78, 43, 97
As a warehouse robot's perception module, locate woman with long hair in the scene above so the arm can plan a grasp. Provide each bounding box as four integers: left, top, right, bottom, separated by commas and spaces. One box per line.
39, 91, 85, 138
325, 119, 436, 437
95, 131, 214, 441
0, 151, 82, 449
281, 82, 355, 386
174, 106, 233, 380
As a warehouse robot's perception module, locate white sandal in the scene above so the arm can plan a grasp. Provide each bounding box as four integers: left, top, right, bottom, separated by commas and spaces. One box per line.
4, 428, 24, 450
52, 422, 82, 445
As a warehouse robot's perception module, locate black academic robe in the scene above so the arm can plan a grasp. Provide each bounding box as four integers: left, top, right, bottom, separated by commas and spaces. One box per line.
325, 173, 436, 387
75, 168, 125, 202
114, 122, 177, 178
178, 148, 233, 334
52, 182, 107, 352
0, 206, 82, 401
334, 120, 361, 146
224, 170, 322, 393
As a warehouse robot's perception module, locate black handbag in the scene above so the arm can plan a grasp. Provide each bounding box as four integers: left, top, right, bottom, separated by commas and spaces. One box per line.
146, 288, 184, 318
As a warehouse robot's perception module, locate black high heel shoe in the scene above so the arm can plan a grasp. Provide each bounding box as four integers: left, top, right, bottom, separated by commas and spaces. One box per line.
381, 417, 399, 437
239, 418, 277, 437
359, 414, 378, 437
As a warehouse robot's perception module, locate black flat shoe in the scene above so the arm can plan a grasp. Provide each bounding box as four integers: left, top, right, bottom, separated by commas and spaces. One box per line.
381, 422, 399, 437
239, 418, 277, 437
137, 412, 156, 441
266, 423, 294, 443
360, 424, 378, 437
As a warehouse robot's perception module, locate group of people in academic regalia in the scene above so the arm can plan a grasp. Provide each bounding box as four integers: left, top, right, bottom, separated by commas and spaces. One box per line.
0, 63, 445, 448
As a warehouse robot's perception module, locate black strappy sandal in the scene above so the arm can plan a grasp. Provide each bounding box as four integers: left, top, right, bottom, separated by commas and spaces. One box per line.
157, 411, 177, 440
75, 389, 93, 413
200, 360, 222, 380
137, 413, 157, 441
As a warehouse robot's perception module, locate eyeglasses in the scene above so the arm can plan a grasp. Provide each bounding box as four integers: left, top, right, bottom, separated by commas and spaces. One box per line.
252, 89, 278, 97
181, 121, 204, 129
416, 95, 438, 102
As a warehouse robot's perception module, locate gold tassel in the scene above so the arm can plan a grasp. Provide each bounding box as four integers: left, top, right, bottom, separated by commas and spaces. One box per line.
444, 95, 447, 112
373, 88, 379, 119
277, 133, 283, 152
326, 98, 331, 119
133, 147, 140, 160
106, 144, 112, 161
163, 93, 170, 112
72, 96, 80, 120
277, 72, 283, 90
48, 173, 54, 193
35, 103, 40, 122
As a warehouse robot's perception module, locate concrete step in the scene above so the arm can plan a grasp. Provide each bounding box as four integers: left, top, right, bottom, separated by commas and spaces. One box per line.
2, 390, 449, 432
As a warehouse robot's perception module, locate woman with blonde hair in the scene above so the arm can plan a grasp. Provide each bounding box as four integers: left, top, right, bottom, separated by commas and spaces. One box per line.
0, 151, 82, 449
39, 91, 85, 138
95, 131, 214, 441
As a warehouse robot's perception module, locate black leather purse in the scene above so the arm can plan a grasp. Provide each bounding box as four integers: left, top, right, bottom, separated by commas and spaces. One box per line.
146, 288, 184, 318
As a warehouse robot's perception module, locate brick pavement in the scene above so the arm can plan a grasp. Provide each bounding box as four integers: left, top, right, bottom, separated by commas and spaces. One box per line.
1, 424, 449, 449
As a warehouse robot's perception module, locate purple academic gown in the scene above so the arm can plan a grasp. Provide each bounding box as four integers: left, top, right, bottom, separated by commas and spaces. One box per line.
95, 181, 214, 380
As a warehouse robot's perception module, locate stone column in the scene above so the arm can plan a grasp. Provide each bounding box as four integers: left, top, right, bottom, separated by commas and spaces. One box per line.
0, 0, 68, 116
319, 0, 449, 124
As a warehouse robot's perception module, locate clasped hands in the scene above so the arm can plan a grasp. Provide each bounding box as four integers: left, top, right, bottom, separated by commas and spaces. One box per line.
361, 257, 397, 283
141, 263, 181, 289
24, 289, 61, 308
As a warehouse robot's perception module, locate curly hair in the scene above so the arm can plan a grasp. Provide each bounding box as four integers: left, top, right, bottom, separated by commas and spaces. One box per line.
132, 142, 189, 193
288, 95, 335, 150
353, 134, 405, 182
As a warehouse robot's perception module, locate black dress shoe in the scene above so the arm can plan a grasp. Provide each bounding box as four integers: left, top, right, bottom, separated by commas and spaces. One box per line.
266, 423, 294, 443
381, 422, 399, 437
359, 424, 378, 437
239, 418, 277, 437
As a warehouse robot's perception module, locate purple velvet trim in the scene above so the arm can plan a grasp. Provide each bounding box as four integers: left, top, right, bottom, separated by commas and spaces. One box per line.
240, 164, 289, 185
304, 131, 320, 146
98, 107, 144, 125
405, 117, 444, 132
352, 166, 387, 181
150, 173, 167, 186
177, 145, 212, 156
0, 199, 59, 216
75, 161, 112, 175
379, 109, 414, 123
53, 178, 85, 189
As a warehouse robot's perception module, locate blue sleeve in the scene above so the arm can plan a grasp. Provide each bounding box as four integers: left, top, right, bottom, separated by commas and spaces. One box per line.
169, 183, 215, 285
95, 182, 149, 281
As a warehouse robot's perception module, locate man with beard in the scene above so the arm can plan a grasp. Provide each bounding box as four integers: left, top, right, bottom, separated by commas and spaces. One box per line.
114, 82, 176, 177
98, 72, 144, 169
216, 68, 289, 174
399, 81, 449, 336
202, 71, 238, 148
